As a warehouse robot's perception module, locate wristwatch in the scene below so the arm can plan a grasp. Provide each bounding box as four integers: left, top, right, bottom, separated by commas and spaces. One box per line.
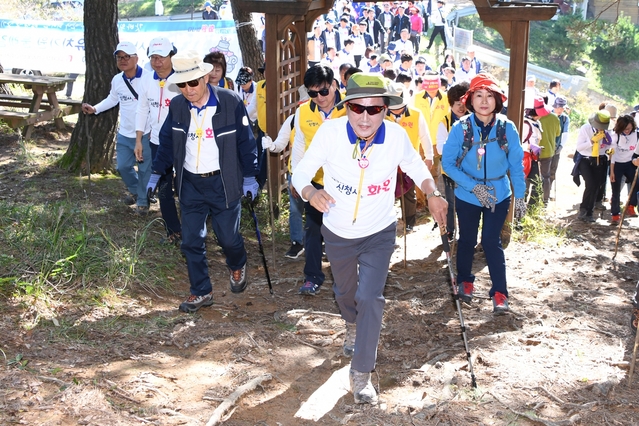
426, 190, 442, 200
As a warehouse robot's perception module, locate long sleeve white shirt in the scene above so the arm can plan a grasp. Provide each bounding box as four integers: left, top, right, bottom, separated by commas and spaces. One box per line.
135, 70, 181, 145
93, 66, 151, 138
292, 117, 432, 239
270, 114, 295, 153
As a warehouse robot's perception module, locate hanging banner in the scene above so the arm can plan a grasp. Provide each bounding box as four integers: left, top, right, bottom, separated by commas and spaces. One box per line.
0, 19, 243, 78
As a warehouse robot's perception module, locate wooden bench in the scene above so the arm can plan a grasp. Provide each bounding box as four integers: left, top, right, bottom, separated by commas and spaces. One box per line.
0, 74, 79, 138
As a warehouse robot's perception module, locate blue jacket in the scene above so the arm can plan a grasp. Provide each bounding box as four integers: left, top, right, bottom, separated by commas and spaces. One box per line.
441, 113, 526, 206
153, 85, 258, 206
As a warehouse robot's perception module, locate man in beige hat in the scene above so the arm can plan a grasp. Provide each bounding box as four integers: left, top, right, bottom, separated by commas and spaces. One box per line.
148, 50, 259, 313
292, 73, 447, 405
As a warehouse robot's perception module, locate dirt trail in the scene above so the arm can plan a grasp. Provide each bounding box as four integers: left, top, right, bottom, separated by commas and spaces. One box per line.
1, 127, 639, 425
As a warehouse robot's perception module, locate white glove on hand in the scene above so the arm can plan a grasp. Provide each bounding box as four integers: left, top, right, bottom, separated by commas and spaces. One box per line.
471, 184, 498, 212
261, 135, 276, 152
514, 198, 527, 220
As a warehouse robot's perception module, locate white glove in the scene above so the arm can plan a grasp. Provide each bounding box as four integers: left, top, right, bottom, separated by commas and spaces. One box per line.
261, 135, 276, 152
514, 198, 527, 220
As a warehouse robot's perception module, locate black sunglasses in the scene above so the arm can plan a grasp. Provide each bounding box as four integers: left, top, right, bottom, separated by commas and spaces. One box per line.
308, 87, 331, 98
347, 102, 386, 116
176, 78, 201, 88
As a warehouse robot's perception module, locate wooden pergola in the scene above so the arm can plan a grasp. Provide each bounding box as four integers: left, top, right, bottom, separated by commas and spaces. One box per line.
242, 0, 558, 207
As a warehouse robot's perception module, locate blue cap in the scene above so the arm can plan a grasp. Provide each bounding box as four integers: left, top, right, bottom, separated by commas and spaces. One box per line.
204, 1, 212, 7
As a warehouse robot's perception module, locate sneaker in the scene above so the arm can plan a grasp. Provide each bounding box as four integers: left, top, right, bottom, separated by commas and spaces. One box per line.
611, 214, 621, 225
349, 369, 378, 404
447, 231, 455, 243
230, 264, 248, 293
631, 308, 639, 334
595, 201, 606, 211
405, 224, 414, 233
123, 194, 137, 206
134, 205, 149, 216
298, 280, 320, 295
179, 292, 213, 313
492, 291, 509, 314
160, 232, 181, 246
458, 281, 474, 303
343, 322, 356, 357
284, 242, 305, 259
627, 205, 638, 217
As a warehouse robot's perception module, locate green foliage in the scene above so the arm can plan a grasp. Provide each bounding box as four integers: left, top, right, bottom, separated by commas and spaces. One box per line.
529, 15, 590, 73
590, 13, 639, 63
118, 0, 225, 19
457, 15, 505, 52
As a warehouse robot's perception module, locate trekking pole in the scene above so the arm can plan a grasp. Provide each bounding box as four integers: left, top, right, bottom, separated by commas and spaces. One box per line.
247, 192, 273, 294
628, 320, 639, 387
613, 167, 639, 261
440, 226, 477, 388
264, 137, 276, 267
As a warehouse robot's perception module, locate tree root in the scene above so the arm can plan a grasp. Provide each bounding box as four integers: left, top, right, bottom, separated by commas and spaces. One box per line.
205, 374, 272, 426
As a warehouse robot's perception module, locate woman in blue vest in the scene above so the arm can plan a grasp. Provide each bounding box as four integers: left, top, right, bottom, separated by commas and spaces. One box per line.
441, 73, 526, 314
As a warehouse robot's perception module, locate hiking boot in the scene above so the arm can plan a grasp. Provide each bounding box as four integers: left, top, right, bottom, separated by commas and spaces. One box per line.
298, 280, 320, 295
578, 208, 587, 219
179, 292, 213, 313
631, 308, 639, 334
349, 369, 378, 404
447, 231, 455, 243
134, 205, 149, 216
627, 205, 638, 217
284, 242, 305, 259
458, 281, 474, 303
343, 322, 356, 357
405, 224, 414, 233
123, 193, 137, 205
595, 201, 606, 210
611, 214, 621, 225
160, 232, 182, 246
230, 264, 248, 293
492, 291, 509, 314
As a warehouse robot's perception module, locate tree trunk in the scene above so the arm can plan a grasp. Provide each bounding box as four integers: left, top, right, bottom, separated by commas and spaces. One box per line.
0, 63, 11, 95
229, 0, 264, 76
59, 0, 119, 173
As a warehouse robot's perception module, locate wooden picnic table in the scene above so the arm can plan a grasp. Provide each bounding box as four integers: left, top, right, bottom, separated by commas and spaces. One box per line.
0, 74, 82, 139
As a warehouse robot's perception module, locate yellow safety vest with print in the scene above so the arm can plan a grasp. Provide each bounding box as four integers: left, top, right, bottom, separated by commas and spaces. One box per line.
297, 100, 346, 185
256, 80, 267, 133
413, 89, 448, 149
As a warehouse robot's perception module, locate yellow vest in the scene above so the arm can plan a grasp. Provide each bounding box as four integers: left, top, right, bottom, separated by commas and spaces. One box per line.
413, 89, 449, 147
298, 100, 347, 185
256, 80, 267, 133
385, 106, 421, 152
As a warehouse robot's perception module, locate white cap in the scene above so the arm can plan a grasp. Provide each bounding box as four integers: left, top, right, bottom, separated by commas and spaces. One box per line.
114, 41, 137, 56
147, 37, 175, 57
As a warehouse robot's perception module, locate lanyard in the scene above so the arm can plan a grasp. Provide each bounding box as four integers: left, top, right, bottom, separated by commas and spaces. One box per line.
190, 107, 208, 172
157, 79, 165, 123
351, 139, 375, 225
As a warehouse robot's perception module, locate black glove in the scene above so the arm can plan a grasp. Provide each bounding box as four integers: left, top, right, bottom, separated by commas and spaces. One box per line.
146, 173, 161, 205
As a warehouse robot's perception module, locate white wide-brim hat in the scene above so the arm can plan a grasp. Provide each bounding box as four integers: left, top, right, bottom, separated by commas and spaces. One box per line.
167, 50, 213, 84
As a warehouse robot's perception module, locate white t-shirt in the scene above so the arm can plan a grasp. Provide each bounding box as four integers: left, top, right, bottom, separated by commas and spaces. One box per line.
135, 70, 181, 145
184, 90, 219, 174
292, 117, 432, 239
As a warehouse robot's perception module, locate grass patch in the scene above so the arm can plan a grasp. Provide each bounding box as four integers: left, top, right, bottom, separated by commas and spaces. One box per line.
515, 186, 567, 245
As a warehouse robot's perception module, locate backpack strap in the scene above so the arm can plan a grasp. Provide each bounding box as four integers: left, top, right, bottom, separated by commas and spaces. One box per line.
455, 116, 509, 167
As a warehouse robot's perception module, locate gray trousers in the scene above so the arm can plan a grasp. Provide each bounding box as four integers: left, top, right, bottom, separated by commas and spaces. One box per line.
539, 157, 553, 203
322, 222, 396, 372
